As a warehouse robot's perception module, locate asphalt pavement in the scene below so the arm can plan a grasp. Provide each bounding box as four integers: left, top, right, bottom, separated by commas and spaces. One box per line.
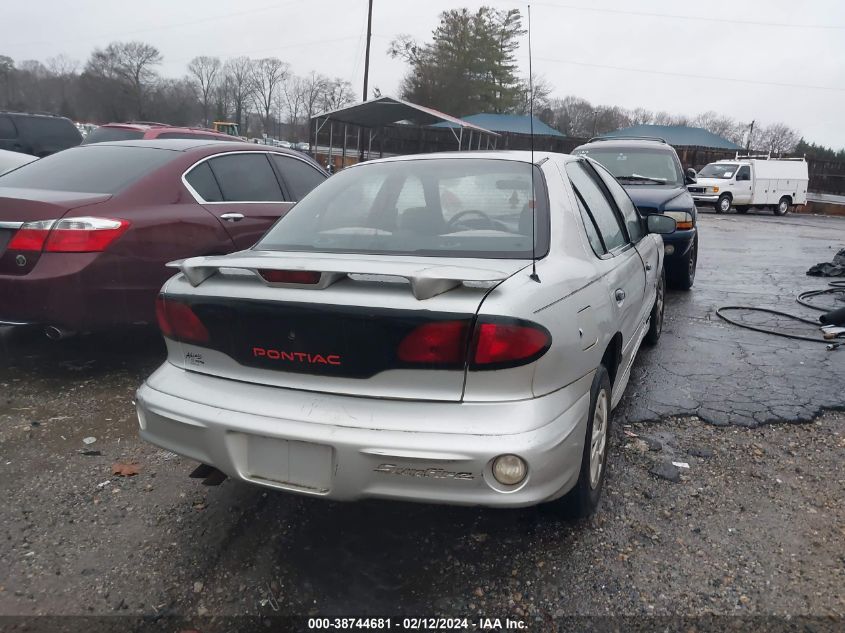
0, 210, 843, 631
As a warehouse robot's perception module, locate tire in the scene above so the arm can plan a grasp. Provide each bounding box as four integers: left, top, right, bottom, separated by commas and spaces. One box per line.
774, 196, 791, 216
669, 236, 697, 290
645, 267, 665, 346
559, 365, 612, 519
715, 194, 732, 214
735, 206, 749, 214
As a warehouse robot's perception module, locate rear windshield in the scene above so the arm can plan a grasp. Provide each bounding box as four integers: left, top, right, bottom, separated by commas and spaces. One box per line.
256, 158, 550, 259
82, 127, 144, 144
15, 116, 81, 144
0, 145, 175, 193
697, 163, 739, 179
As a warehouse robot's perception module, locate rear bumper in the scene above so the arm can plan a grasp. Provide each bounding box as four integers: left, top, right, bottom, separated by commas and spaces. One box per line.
0, 252, 157, 330
136, 363, 593, 507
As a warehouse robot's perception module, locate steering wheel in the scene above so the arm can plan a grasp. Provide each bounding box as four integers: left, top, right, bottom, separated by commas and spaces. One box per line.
447, 209, 496, 230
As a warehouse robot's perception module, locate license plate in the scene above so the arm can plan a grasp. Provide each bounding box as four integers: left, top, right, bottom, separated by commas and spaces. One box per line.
242, 435, 333, 492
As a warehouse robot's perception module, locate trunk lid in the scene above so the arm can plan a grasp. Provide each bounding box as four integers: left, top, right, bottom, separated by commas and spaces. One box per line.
161, 253, 530, 401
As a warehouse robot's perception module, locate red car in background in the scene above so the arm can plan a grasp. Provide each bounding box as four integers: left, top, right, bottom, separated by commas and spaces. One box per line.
0, 139, 327, 337
82, 122, 237, 144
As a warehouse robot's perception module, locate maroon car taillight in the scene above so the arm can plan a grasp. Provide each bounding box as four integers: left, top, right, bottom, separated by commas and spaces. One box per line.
7, 217, 130, 253
397, 320, 470, 364
471, 321, 551, 368
6, 220, 54, 251
155, 296, 209, 344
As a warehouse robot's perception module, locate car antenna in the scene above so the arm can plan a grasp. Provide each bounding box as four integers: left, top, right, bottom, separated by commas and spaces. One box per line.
528, 4, 540, 283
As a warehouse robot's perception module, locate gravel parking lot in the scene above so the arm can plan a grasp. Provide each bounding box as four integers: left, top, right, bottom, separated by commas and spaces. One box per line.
1, 211, 843, 631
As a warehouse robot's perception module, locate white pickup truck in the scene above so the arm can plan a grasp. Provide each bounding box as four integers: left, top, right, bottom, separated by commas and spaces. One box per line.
688, 155, 808, 216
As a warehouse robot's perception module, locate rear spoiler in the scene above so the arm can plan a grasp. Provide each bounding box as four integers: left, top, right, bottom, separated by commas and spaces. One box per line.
168, 253, 516, 300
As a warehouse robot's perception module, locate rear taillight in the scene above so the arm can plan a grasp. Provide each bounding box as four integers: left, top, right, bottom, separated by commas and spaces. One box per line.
471, 320, 550, 368
397, 320, 470, 364
7, 220, 53, 251
396, 318, 551, 369
259, 269, 321, 284
155, 296, 209, 344
7, 217, 129, 253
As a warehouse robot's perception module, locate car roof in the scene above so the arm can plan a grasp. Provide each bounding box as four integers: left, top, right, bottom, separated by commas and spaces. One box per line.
0, 111, 72, 121
573, 138, 676, 152
76, 139, 325, 168
359, 150, 570, 167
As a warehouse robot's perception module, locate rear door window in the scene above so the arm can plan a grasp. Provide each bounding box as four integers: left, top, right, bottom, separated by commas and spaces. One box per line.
207, 153, 284, 202
270, 154, 326, 200
0, 116, 17, 139
566, 160, 628, 253
185, 161, 223, 202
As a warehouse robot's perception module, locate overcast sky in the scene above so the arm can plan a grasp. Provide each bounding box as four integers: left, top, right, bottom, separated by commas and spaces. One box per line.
5, 0, 845, 147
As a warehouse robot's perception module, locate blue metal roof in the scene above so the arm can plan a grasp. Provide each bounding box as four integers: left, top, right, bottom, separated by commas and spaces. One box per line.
603, 124, 741, 149
432, 113, 565, 137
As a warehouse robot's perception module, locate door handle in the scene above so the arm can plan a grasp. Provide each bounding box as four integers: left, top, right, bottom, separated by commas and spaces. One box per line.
220, 213, 244, 222
645, 262, 652, 271
615, 289, 626, 303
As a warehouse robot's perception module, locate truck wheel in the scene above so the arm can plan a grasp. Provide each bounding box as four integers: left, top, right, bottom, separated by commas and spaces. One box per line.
735, 206, 749, 214
715, 194, 732, 214
669, 237, 697, 290
774, 196, 791, 216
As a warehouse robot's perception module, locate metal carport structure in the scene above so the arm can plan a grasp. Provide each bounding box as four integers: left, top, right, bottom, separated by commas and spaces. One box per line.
310, 96, 499, 167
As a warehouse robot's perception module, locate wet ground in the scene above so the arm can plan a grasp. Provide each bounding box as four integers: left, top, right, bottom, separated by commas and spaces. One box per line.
0, 210, 843, 631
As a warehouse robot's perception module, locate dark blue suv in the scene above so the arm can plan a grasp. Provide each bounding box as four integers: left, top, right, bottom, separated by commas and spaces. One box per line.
573, 137, 698, 289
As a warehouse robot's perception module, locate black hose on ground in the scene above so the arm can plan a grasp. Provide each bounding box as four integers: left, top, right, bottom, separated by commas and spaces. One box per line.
716, 282, 845, 350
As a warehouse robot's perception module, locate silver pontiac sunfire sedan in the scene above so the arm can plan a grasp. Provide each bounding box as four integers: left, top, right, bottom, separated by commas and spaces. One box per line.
136, 151, 675, 516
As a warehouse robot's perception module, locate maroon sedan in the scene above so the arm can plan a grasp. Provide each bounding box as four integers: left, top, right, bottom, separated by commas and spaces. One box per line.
0, 139, 327, 336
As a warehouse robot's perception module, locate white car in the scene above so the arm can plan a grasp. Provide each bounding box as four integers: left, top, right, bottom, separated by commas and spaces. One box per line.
0, 148, 37, 175
137, 151, 675, 515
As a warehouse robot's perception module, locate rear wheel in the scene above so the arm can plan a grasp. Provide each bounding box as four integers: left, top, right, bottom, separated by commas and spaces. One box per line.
645, 267, 665, 345
669, 236, 697, 290
774, 196, 791, 216
559, 365, 612, 518
715, 194, 732, 214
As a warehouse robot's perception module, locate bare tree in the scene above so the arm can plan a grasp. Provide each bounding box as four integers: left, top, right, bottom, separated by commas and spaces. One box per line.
252, 57, 289, 135
320, 77, 355, 112
758, 122, 800, 154
86, 41, 162, 118
222, 56, 255, 133
513, 74, 552, 116
187, 56, 221, 127
281, 74, 307, 139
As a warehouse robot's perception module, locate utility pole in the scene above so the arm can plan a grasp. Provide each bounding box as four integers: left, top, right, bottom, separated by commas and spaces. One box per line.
362, 0, 373, 102
746, 119, 755, 151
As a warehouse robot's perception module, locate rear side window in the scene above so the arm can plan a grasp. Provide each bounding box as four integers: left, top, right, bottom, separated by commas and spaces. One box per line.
207, 153, 283, 202
0, 145, 174, 193
271, 154, 326, 200
0, 116, 17, 139
185, 161, 223, 202
82, 127, 144, 144
592, 162, 645, 242
566, 161, 627, 253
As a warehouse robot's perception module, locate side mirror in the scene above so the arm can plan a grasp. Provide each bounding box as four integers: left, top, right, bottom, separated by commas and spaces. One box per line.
685, 167, 697, 184
647, 214, 676, 235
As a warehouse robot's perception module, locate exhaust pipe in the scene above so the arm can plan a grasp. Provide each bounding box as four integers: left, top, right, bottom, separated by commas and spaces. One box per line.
44, 325, 76, 341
